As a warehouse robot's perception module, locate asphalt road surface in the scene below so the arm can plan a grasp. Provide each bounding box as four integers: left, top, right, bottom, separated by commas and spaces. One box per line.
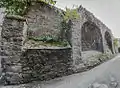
1, 54, 120, 88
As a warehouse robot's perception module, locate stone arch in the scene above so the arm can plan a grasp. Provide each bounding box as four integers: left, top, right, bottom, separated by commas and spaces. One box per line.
104, 31, 113, 54
81, 21, 103, 52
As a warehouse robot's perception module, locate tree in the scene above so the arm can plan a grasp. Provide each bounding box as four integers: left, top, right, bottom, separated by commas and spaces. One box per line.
0, 0, 56, 15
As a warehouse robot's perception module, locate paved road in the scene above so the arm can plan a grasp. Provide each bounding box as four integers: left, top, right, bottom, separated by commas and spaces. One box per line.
40, 54, 120, 88
1, 54, 120, 88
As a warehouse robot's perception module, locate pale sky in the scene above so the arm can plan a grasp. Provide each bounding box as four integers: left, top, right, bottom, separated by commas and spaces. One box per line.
55, 0, 120, 38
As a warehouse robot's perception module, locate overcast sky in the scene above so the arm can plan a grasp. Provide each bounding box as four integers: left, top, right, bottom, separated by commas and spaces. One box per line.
55, 0, 120, 38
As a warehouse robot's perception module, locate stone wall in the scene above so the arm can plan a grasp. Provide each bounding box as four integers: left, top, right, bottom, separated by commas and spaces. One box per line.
0, 15, 72, 85
81, 22, 103, 52
70, 6, 115, 70
77, 6, 115, 54
0, 4, 116, 85
0, 15, 26, 84
20, 48, 72, 83
71, 20, 86, 71
26, 2, 63, 39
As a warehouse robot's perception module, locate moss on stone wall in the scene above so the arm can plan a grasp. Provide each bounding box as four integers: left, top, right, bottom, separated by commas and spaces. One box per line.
25, 39, 70, 48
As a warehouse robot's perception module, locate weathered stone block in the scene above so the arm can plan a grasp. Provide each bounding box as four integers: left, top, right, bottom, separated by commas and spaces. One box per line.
5, 72, 23, 84
5, 65, 22, 73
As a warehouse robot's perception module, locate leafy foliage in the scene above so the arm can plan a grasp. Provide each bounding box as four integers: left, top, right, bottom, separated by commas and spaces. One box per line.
59, 20, 72, 40
0, 0, 79, 21
0, 0, 79, 47
63, 6, 80, 21
0, 0, 56, 15
114, 38, 118, 47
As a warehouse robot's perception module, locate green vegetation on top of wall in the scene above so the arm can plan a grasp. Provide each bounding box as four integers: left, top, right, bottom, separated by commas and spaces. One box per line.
26, 6, 80, 47
0, 0, 56, 15
63, 6, 80, 21
0, 0, 80, 47
0, 0, 80, 20
57, 6, 80, 44
114, 38, 118, 47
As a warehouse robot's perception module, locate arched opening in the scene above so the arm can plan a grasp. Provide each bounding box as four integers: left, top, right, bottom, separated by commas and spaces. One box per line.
81, 21, 103, 52
118, 47, 120, 53
105, 31, 113, 54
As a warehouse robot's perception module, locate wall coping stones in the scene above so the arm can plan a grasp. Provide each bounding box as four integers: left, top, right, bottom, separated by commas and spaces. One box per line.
22, 46, 72, 50
6, 15, 26, 21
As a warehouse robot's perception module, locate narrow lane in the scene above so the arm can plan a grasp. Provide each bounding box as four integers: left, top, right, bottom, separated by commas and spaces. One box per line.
1, 54, 120, 88
41, 54, 120, 88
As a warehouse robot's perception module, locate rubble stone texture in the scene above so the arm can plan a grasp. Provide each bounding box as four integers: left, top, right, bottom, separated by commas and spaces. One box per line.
0, 16, 26, 84
0, 2, 116, 85
21, 48, 72, 83
71, 6, 115, 69
26, 2, 63, 39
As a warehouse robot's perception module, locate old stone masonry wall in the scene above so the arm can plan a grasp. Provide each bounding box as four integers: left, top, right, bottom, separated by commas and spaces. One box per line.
0, 16, 26, 84
0, 15, 73, 85
71, 6, 115, 70
21, 48, 72, 83
0, 4, 116, 85
26, 2, 63, 39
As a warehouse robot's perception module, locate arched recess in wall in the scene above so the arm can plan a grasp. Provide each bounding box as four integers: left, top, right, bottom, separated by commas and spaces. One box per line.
81, 21, 103, 52
104, 31, 113, 54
